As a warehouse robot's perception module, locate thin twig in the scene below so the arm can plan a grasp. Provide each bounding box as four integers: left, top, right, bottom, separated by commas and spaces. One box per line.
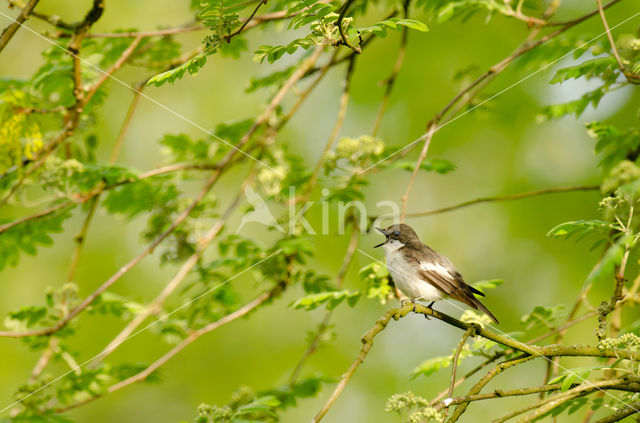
288, 225, 359, 384
5, 0, 74, 30
311, 302, 640, 422
443, 327, 476, 419
596, 0, 640, 84
360, 0, 623, 174
404, 186, 599, 218
224, 0, 267, 42
56, 280, 290, 413
83, 35, 143, 106
399, 121, 436, 222
0, 0, 40, 53
336, 0, 360, 53
91, 178, 250, 365
298, 55, 355, 204
371, 0, 409, 137
593, 400, 640, 423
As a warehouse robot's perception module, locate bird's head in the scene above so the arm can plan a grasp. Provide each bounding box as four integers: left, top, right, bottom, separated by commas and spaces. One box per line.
374, 223, 419, 248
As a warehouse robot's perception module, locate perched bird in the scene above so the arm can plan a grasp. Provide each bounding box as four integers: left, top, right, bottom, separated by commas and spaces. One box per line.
375, 223, 498, 324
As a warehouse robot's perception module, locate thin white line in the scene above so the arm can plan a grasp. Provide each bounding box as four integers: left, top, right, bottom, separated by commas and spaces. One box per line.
0, 249, 283, 415
356, 248, 639, 414
0, 11, 283, 176
359, 10, 640, 175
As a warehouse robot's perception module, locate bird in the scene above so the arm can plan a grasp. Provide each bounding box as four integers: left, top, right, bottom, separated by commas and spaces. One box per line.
375, 223, 498, 324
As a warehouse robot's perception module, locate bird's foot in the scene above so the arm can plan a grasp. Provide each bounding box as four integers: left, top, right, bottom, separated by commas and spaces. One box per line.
423, 301, 435, 319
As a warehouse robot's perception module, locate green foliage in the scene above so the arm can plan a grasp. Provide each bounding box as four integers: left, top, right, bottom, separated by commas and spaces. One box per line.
3, 1, 640, 422
359, 262, 393, 304
193, 377, 327, 423
246, 67, 295, 93
3, 283, 80, 340
358, 18, 428, 37
538, 86, 607, 121
428, 0, 510, 23
410, 333, 498, 380
0, 92, 45, 173
470, 279, 503, 293
409, 355, 453, 379
388, 158, 456, 174
254, 40, 315, 64
587, 123, 640, 173
147, 53, 208, 86
290, 289, 361, 311
546, 219, 615, 244
549, 57, 618, 84
520, 304, 567, 331
0, 207, 71, 271
103, 175, 180, 218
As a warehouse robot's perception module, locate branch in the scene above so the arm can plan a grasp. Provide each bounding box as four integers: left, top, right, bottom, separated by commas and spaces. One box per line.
596, 0, 640, 84
495, 378, 639, 423
399, 121, 436, 221
311, 304, 414, 423
0, 0, 105, 207
5, 0, 74, 30
288, 224, 359, 385
597, 206, 633, 340
371, 0, 409, 137
0, 202, 71, 235
82, 35, 143, 106
108, 281, 289, 393
448, 355, 536, 422
434, 381, 629, 409
404, 186, 599, 218
91, 180, 250, 365
360, 0, 623, 174
224, 0, 267, 42
442, 327, 476, 419
0, 170, 223, 338
336, 0, 360, 53
594, 400, 640, 423
0, 0, 40, 53
311, 302, 640, 422
297, 55, 356, 204
55, 278, 290, 413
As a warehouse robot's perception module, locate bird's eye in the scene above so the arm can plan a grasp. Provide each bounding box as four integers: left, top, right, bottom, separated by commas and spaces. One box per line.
393, 230, 400, 236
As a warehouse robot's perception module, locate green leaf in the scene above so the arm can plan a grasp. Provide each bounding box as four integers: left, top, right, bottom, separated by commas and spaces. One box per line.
234, 395, 281, 416
388, 158, 456, 174
5, 306, 47, 328
359, 18, 428, 37
410, 356, 451, 379
290, 290, 361, 311
147, 53, 207, 87
547, 220, 615, 242
539, 86, 606, 120
471, 279, 504, 293
550, 57, 617, 84
359, 262, 392, 304
521, 304, 567, 331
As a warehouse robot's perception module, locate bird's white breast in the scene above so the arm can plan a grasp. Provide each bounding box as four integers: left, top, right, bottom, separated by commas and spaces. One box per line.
383, 241, 443, 302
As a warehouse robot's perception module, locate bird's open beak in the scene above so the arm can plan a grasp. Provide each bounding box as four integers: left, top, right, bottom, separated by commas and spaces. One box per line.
374, 227, 389, 248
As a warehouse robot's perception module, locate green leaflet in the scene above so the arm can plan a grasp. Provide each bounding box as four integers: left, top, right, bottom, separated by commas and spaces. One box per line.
290, 290, 361, 311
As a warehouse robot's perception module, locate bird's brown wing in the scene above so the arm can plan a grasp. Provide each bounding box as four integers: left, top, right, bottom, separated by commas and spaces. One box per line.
403, 249, 499, 324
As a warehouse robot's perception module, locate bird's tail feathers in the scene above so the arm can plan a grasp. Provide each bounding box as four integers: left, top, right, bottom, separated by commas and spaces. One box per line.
472, 299, 499, 324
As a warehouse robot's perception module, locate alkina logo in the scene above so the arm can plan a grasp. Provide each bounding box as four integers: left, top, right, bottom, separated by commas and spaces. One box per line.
237, 186, 284, 233
237, 185, 401, 235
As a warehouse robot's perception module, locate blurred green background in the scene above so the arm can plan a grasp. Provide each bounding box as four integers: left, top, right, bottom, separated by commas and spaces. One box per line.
1, 0, 639, 421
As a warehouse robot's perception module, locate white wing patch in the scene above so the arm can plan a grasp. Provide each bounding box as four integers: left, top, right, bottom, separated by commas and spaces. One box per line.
419, 261, 453, 280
